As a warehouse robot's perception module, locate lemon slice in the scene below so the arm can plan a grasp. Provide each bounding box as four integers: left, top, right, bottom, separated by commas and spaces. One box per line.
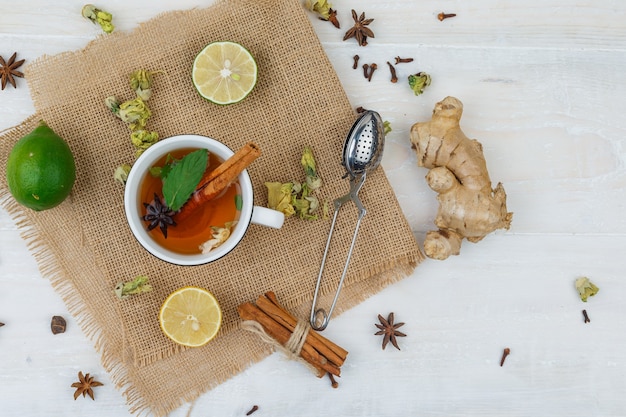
192, 41, 258, 105
159, 286, 222, 347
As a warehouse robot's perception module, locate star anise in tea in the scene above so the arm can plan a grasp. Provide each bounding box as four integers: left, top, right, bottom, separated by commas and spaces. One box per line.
143, 193, 176, 238
375, 312, 406, 350
343, 10, 375, 47
0, 52, 25, 90
71, 371, 103, 400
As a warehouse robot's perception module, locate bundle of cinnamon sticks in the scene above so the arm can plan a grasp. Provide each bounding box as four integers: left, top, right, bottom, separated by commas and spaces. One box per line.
238, 292, 348, 378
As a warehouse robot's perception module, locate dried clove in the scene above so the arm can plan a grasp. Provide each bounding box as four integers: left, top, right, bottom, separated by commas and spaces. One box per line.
362, 63, 369, 79
367, 63, 378, 82
394, 56, 414, 65
355, 106, 366, 113
500, 347, 511, 366
246, 405, 259, 415
438, 12, 457, 21
0, 322, 5, 328
352, 54, 360, 69
327, 372, 339, 388
386, 61, 398, 83
51, 315, 67, 334
582, 309, 591, 323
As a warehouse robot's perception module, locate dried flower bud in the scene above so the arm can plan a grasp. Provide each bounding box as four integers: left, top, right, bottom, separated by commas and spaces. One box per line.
305, 195, 319, 214
131, 131, 159, 157
575, 277, 599, 302
292, 196, 312, 219
82, 4, 114, 34
408, 72, 432, 96
104, 96, 120, 116
51, 315, 67, 334
130, 70, 158, 101
115, 275, 152, 300
113, 164, 131, 185
301, 146, 322, 191
118, 97, 151, 129
265, 182, 296, 217
304, 0, 332, 20
383, 120, 392, 135
200, 221, 237, 253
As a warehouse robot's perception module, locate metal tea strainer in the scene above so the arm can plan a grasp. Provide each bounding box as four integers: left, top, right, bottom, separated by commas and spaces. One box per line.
310, 110, 385, 331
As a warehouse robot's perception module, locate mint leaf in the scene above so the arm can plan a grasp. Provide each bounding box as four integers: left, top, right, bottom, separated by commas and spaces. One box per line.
162, 149, 208, 211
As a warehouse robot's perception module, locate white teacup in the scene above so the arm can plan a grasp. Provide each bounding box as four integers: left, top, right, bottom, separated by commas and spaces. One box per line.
124, 134, 284, 265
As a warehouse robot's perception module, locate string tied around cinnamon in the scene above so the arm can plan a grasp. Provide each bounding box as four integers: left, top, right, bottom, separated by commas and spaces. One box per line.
241, 319, 320, 374
238, 292, 348, 378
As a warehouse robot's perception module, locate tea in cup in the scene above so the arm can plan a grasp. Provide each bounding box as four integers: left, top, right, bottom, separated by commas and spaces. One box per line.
124, 134, 284, 265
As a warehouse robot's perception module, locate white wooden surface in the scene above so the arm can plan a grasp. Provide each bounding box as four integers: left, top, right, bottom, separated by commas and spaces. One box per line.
1, 1, 625, 415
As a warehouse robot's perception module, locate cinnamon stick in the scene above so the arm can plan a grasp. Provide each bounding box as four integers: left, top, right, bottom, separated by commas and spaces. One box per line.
238, 302, 341, 377
257, 293, 347, 367
176, 142, 261, 222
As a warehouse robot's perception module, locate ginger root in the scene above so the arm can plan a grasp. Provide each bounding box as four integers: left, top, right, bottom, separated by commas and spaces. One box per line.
410, 96, 513, 260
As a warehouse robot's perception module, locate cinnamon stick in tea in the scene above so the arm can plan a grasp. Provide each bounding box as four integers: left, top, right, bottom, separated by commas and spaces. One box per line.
176, 141, 261, 222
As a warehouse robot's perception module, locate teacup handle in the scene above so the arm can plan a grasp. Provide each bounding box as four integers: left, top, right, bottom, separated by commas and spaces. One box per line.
251, 206, 284, 229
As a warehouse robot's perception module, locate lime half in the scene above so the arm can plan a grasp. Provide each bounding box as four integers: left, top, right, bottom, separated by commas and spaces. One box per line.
192, 41, 258, 105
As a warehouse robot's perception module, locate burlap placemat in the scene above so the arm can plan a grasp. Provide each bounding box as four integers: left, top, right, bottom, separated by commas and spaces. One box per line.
0, 0, 423, 414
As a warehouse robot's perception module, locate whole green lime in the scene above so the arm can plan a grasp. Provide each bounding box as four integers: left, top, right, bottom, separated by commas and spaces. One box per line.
6, 121, 76, 211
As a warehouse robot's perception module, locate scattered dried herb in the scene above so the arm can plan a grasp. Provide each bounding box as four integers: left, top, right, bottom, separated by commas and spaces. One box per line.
582, 309, 591, 323
383, 121, 392, 135
130, 69, 162, 101
386, 62, 398, 83
51, 316, 67, 335
0, 322, 5, 327
246, 405, 259, 415
438, 12, 457, 21
105, 69, 161, 157
114, 164, 131, 185
343, 10, 375, 46
71, 371, 103, 400
500, 347, 511, 366
143, 193, 176, 238
115, 275, 153, 300
408, 72, 432, 96
375, 312, 406, 350
0, 52, 25, 90
575, 277, 599, 302
265, 146, 324, 220
305, 0, 331, 20
82, 4, 114, 33
199, 221, 238, 254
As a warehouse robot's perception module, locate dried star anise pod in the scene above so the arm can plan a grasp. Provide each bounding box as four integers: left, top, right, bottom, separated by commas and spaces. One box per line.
143, 193, 176, 238
327, 8, 340, 29
71, 371, 103, 400
343, 9, 375, 46
0, 52, 25, 90
375, 312, 406, 350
